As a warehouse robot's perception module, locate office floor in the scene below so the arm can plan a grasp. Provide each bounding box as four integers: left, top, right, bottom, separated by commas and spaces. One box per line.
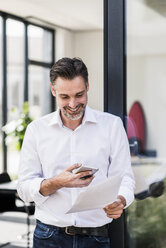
0, 212, 35, 248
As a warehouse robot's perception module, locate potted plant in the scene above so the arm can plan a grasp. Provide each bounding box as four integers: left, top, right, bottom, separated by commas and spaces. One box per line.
2, 101, 33, 150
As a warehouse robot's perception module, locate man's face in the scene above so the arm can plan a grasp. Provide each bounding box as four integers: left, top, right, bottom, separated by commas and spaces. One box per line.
50, 76, 89, 121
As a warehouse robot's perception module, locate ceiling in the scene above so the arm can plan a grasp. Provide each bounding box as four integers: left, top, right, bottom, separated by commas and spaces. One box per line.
0, 0, 103, 31
127, 0, 166, 36
0, 0, 166, 35
144, 0, 166, 18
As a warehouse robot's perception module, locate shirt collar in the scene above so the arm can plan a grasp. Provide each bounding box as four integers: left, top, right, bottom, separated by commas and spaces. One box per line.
48, 105, 97, 127
48, 108, 63, 127
82, 105, 97, 125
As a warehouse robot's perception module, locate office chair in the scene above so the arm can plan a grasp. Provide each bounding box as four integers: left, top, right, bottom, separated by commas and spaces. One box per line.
0, 172, 35, 248
127, 101, 157, 157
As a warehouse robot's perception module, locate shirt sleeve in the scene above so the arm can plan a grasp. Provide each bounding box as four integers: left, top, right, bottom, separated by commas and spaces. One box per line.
108, 117, 135, 208
17, 122, 49, 206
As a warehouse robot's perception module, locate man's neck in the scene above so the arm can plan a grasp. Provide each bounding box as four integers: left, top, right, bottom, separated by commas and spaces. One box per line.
60, 112, 83, 131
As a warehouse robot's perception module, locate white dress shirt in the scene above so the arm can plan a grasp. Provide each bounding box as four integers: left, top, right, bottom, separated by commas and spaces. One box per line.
17, 106, 135, 227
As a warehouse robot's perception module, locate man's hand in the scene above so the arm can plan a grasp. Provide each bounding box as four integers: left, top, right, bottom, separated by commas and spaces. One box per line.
103, 195, 126, 219
40, 163, 94, 196
56, 164, 95, 188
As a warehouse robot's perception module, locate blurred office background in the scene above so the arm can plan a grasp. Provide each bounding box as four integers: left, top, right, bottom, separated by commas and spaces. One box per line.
0, 0, 166, 247
0, 0, 103, 176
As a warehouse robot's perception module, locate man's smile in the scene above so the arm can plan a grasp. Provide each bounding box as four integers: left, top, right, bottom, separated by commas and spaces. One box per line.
64, 104, 83, 114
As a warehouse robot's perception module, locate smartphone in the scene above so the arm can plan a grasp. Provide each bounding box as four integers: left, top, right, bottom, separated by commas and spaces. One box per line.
75, 165, 99, 180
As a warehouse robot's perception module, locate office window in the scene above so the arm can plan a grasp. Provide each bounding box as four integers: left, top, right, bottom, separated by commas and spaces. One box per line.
0, 12, 55, 173
6, 19, 24, 175
29, 66, 51, 119
126, 1, 166, 247
28, 25, 53, 63
7, 19, 24, 120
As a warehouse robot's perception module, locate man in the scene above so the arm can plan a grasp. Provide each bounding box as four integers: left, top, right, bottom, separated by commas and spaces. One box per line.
17, 57, 135, 248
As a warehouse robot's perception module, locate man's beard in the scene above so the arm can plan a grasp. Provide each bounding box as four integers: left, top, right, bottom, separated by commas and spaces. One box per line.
62, 103, 86, 120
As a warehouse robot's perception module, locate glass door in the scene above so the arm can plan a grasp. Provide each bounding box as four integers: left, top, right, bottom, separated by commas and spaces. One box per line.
126, 0, 166, 247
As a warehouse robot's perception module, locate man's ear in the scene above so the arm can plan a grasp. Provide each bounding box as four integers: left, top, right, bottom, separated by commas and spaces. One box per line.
50, 82, 56, 97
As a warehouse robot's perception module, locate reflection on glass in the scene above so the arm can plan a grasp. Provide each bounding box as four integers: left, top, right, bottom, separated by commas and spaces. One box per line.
0, 16, 2, 172
29, 66, 51, 119
126, 0, 166, 247
127, 184, 166, 248
28, 25, 52, 63
6, 19, 24, 176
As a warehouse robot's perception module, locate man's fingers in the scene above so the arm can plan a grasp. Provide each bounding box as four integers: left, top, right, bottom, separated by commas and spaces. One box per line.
104, 204, 124, 214
103, 198, 124, 219
65, 163, 81, 172
75, 170, 93, 179
103, 199, 124, 219
104, 206, 123, 219
104, 208, 123, 215
104, 199, 122, 210
62, 164, 94, 188
106, 213, 122, 219
75, 175, 95, 187
83, 175, 95, 184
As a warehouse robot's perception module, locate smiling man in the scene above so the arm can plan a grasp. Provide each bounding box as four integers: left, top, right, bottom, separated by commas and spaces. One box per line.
17, 57, 135, 248
50, 75, 88, 130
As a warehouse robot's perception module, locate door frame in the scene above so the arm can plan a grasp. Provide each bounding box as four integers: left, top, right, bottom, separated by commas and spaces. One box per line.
104, 0, 127, 247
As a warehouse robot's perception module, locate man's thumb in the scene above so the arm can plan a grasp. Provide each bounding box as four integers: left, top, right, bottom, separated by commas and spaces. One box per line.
65, 163, 81, 172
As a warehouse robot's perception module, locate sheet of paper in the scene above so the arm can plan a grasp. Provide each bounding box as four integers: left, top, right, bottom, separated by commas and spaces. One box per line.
66, 174, 122, 214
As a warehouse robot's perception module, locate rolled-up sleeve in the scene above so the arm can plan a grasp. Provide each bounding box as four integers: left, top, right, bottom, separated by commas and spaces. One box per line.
17, 123, 49, 206
108, 117, 135, 208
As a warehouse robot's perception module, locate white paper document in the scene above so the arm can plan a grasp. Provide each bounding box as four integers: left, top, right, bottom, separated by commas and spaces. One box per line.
67, 174, 122, 214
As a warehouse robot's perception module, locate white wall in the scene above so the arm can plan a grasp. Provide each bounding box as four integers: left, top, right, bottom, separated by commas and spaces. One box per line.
55, 29, 103, 111
127, 53, 166, 158
127, 0, 166, 159
55, 28, 74, 59
73, 31, 103, 111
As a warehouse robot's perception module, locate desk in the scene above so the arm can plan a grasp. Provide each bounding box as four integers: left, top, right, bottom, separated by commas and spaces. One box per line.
0, 180, 18, 193
0, 180, 33, 248
132, 157, 166, 199
0, 180, 17, 247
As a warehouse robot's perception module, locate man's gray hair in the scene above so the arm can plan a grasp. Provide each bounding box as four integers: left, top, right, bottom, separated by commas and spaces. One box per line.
50, 57, 88, 87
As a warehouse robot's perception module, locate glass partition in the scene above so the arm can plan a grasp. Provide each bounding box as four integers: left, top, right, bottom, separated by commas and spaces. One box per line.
0, 16, 2, 172
126, 0, 166, 247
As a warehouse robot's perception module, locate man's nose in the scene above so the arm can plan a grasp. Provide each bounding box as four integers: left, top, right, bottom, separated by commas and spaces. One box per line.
68, 98, 77, 108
